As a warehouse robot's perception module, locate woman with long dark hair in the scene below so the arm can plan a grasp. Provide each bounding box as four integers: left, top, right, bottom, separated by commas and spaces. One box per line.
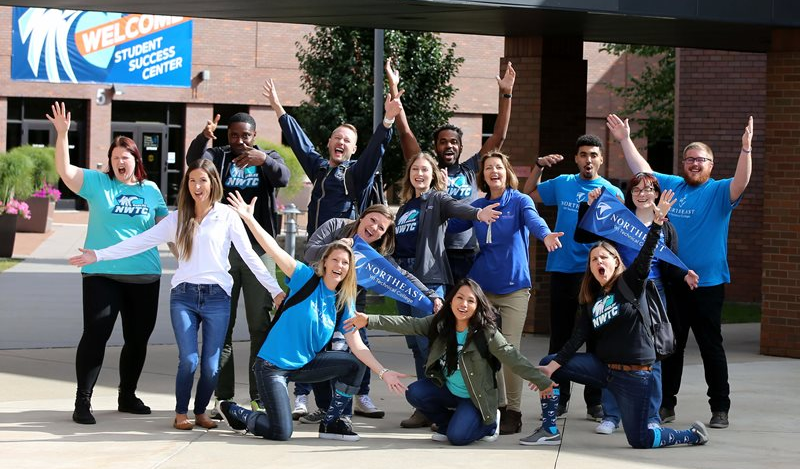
346, 277, 554, 445
69, 159, 284, 431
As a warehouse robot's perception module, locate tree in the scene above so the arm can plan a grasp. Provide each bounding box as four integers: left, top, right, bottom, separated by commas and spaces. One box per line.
601, 44, 675, 143
294, 27, 464, 187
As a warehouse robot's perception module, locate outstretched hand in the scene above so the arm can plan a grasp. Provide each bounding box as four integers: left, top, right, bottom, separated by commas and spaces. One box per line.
203, 114, 221, 140
544, 232, 564, 252
528, 381, 558, 399
652, 189, 676, 225
385, 58, 400, 95
226, 191, 256, 222
477, 202, 502, 224
535, 154, 563, 169
262, 79, 280, 107
606, 114, 631, 142
46, 101, 71, 134
344, 312, 369, 331
384, 90, 405, 120
69, 248, 97, 267
497, 61, 516, 94
381, 370, 410, 395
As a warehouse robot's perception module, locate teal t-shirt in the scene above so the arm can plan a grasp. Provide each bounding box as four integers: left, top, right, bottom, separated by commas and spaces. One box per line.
257, 262, 355, 370
445, 329, 470, 398
537, 174, 623, 273
78, 169, 168, 275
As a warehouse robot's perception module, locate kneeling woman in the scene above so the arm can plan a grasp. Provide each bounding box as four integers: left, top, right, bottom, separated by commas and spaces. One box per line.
346, 278, 554, 446
218, 192, 407, 442
524, 190, 710, 448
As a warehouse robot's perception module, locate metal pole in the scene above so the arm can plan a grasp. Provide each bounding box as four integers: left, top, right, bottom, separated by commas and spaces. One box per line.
373, 29, 385, 130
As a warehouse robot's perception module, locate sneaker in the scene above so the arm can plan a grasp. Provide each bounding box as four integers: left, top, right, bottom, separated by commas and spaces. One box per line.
431, 431, 449, 442
709, 411, 729, 429
690, 421, 710, 445
647, 422, 661, 430
209, 398, 226, 421
250, 399, 265, 412
586, 404, 604, 422
480, 410, 501, 442
519, 427, 562, 446
219, 401, 248, 432
400, 409, 431, 428
659, 407, 675, 423
292, 395, 309, 420
319, 418, 360, 442
556, 404, 568, 419
299, 408, 326, 424
353, 394, 385, 418
118, 393, 151, 415
595, 420, 617, 435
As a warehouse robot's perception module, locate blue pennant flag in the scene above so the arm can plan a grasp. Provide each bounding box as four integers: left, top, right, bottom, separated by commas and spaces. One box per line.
353, 237, 433, 311
578, 189, 689, 271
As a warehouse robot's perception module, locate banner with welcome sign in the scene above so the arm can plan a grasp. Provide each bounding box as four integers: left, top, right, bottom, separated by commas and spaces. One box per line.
353, 237, 434, 312
578, 188, 689, 271
11, 7, 193, 87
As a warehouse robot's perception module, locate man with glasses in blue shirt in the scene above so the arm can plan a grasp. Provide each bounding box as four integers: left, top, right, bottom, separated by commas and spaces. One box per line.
606, 113, 754, 431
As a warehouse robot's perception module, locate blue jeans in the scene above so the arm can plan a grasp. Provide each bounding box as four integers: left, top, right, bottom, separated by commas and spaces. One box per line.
541, 353, 691, 448
249, 353, 366, 441
170, 283, 231, 415
601, 278, 666, 426
406, 378, 496, 446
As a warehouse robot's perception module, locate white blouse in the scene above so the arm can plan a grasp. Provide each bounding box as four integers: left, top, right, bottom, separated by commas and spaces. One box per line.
95, 203, 282, 297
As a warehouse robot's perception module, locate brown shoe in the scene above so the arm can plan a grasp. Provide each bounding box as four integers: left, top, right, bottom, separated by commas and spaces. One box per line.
173, 416, 194, 430
499, 409, 522, 435
194, 413, 219, 429
400, 409, 431, 428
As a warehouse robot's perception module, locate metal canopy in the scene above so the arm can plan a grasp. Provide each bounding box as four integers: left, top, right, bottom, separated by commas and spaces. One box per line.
2, 0, 797, 52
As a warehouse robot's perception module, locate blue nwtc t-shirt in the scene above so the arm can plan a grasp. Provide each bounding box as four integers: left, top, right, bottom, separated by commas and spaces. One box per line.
444, 329, 470, 398
257, 262, 355, 370
78, 169, 168, 275
444, 153, 480, 250
654, 173, 739, 286
537, 174, 623, 273
394, 197, 421, 259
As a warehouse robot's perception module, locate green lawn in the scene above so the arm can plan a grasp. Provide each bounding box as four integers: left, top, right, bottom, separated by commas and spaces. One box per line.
0, 258, 21, 272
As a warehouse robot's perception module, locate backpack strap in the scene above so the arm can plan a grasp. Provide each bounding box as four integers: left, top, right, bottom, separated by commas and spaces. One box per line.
269, 275, 321, 330
617, 277, 652, 330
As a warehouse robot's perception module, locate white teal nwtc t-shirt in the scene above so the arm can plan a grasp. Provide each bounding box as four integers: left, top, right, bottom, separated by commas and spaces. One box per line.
258, 262, 355, 370
654, 173, 739, 286
537, 174, 623, 273
79, 169, 168, 275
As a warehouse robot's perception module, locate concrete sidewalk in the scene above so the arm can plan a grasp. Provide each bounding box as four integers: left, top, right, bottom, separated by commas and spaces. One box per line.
0, 213, 798, 468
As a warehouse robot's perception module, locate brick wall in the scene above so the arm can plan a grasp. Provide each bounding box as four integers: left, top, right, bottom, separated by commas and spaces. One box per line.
761, 31, 800, 358
675, 48, 766, 304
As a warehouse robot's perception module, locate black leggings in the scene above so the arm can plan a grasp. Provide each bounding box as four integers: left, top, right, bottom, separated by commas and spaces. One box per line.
76, 276, 160, 395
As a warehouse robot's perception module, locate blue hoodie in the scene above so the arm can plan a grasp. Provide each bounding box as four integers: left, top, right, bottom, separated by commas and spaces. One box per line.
449, 188, 552, 295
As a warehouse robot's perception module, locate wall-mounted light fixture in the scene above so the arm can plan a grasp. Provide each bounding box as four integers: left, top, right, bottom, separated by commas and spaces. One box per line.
95, 84, 124, 106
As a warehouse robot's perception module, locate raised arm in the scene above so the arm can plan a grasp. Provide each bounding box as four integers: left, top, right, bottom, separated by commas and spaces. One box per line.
480, 61, 516, 155
346, 93, 401, 190
229, 214, 285, 299
730, 116, 754, 202
46, 102, 83, 194
345, 328, 408, 395
522, 154, 563, 203
606, 114, 652, 174
386, 58, 422, 161
262, 78, 287, 118
186, 114, 220, 165
68, 213, 175, 267
227, 191, 297, 278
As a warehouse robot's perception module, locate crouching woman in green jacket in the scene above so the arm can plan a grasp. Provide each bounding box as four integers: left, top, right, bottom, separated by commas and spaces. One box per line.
345, 278, 554, 445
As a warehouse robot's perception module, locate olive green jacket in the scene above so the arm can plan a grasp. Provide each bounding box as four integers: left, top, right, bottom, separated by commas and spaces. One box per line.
368, 314, 553, 425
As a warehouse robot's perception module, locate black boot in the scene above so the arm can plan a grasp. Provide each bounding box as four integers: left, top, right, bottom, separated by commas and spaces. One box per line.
499, 408, 522, 435
73, 391, 96, 425
118, 390, 151, 415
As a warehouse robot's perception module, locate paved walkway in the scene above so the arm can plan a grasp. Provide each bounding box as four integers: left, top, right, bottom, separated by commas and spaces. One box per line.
0, 212, 797, 468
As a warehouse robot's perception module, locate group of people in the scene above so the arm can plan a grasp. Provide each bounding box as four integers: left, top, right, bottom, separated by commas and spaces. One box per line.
55, 57, 753, 449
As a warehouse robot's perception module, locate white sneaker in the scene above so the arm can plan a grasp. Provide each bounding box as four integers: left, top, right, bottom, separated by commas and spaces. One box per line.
480, 409, 501, 442
647, 422, 661, 430
595, 420, 617, 435
353, 394, 385, 418
292, 395, 309, 420
431, 432, 449, 442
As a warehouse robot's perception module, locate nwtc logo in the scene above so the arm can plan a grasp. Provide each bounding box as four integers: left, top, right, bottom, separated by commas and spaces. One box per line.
353, 251, 368, 270
595, 202, 613, 221
111, 194, 150, 217
396, 209, 419, 234
225, 163, 259, 189
576, 192, 587, 203
447, 174, 472, 199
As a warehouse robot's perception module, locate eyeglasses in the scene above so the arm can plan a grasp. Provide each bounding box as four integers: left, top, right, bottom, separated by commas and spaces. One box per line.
683, 157, 713, 164
631, 187, 655, 195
